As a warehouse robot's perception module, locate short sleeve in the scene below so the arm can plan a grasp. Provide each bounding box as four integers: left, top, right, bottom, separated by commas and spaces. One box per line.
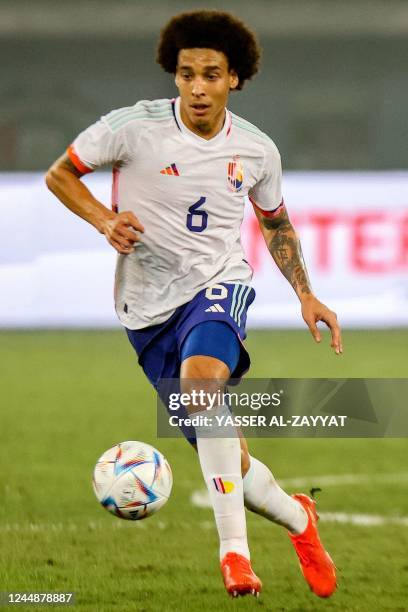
248, 138, 283, 213
68, 114, 130, 173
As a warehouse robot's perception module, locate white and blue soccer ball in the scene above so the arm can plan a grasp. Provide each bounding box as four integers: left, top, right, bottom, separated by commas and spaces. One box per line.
92, 441, 173, 520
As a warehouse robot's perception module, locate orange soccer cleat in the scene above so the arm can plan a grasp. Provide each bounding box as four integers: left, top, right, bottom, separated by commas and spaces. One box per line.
220, 552, 262, 598
288, 494, 337, 598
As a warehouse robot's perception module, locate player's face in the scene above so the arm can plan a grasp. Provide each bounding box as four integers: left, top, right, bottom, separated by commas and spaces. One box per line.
175, 48, 238, 139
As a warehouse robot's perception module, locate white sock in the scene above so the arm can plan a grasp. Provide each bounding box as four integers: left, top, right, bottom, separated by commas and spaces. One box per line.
243, 456, 308, 535
195, 405, 250, 560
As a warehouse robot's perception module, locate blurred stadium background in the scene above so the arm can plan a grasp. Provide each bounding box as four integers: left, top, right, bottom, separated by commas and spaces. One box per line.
1, 0, 408, 327
1, 1, 407, 610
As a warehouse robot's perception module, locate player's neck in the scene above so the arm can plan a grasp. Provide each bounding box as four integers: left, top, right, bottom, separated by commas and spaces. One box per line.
179, 105, 226, 140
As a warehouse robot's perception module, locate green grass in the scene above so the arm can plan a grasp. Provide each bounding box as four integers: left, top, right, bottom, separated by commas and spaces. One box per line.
0, 329, 407, 611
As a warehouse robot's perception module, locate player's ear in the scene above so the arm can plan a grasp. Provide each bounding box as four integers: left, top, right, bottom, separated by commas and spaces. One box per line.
229, 71, 239, 91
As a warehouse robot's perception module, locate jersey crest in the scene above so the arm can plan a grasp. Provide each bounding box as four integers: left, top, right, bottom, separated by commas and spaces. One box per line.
227, 155, 244, 192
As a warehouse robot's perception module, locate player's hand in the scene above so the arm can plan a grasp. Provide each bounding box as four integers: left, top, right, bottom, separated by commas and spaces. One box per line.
300, 294, 343, 355
102, 211, 144, 254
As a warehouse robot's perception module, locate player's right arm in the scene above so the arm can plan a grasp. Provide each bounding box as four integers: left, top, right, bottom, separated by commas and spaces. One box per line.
46, 153, 144, 254
46, 126, 144, 254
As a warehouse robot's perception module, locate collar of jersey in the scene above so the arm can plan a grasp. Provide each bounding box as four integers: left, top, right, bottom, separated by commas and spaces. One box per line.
173, 97, 232, 146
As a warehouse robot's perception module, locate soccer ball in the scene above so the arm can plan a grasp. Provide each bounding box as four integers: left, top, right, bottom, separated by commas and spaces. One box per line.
92, 441, 173, 520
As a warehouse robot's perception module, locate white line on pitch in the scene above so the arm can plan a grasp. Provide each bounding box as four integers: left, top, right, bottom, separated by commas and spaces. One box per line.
0, 520, 146, 533
1, 512, 408, 533
278, 472, 408, 489
190, 472, 408, 508
318, 512, 408, 527
191, 471, 408, 528
191, 471, 408, 510
190, 491, 408, 527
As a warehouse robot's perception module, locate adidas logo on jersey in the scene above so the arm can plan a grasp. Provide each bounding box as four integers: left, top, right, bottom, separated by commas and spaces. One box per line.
205, 304, 225, 313
160, 163, 180, 176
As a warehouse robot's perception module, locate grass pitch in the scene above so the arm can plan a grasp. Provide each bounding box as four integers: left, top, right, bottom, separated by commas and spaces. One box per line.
1, 329, 408, 611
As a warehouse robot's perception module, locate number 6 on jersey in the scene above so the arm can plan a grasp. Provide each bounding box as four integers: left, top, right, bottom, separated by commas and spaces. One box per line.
186, 197, 208, 233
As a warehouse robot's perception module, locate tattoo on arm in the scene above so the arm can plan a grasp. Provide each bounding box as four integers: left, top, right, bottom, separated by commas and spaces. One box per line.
263, 209, 312, 297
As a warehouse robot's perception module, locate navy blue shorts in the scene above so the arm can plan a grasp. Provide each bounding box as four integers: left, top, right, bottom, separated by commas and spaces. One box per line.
126, 282, 255, 386
125, 283, 255, 444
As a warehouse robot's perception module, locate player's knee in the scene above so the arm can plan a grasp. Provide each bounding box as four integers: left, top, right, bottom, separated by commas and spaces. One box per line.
181, 354, 230, 381
180, 356, 229, 414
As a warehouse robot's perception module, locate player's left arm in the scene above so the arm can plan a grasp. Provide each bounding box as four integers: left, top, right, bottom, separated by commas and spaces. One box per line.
253, 203, 343, 354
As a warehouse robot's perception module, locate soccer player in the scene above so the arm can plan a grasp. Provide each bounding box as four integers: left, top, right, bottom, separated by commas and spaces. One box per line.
46, 10, 342, 599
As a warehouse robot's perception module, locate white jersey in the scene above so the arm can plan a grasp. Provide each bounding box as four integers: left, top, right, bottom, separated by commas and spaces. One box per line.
70, 97, 282, 329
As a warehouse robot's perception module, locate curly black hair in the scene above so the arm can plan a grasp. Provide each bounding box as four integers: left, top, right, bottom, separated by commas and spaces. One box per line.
156, 10, 261, 90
